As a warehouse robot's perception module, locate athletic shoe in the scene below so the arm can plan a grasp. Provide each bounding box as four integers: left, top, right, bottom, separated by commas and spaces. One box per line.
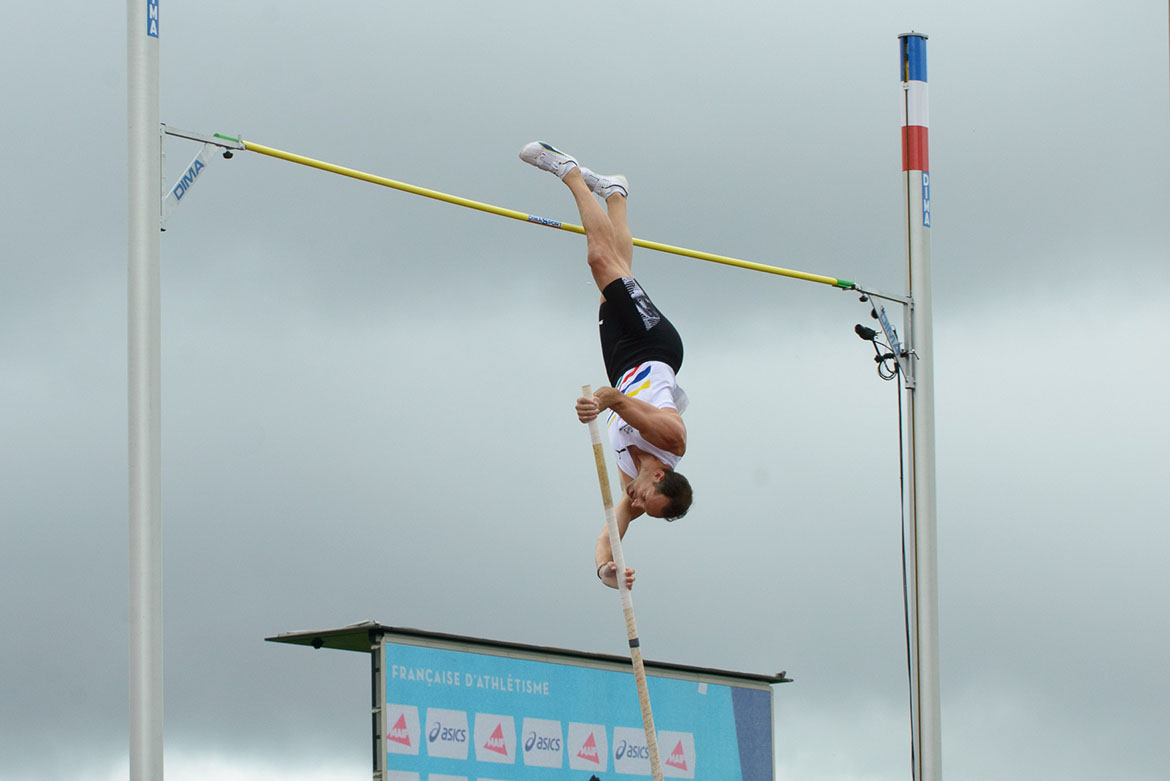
581, 167, 629, 200
519, 141, 579, 179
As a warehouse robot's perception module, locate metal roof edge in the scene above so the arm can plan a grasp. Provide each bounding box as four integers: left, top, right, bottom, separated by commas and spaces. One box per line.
266, 622, 791, 684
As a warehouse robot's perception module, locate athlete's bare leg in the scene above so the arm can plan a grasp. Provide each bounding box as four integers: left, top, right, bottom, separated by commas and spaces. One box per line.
602, 192, 634, 270
562, 168, 630, 294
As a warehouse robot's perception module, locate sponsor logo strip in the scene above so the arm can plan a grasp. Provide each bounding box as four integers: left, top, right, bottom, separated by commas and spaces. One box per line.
521, 717, 564, 768
424, 708, 469, 760
568, 723, 608, 772
146, 0, 159, 37
612, 726, 652, 776
473, 713, 516, 764
385, 704, 421, 756
660, 730, 697, 779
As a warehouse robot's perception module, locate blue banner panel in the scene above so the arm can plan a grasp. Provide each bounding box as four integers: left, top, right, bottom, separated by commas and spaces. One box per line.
384, 641, 773, 780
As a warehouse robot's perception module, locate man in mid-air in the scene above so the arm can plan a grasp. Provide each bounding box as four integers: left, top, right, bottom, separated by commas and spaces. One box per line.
520, 142, 693, 590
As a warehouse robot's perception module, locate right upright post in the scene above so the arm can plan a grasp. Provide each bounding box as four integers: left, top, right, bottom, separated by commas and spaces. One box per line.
900, 31, 942, 781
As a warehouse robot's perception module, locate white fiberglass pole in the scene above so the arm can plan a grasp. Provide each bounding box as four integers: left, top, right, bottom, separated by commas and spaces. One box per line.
900, 32, 941, 781
583, 385, 664, 781
128, 1, 163, 779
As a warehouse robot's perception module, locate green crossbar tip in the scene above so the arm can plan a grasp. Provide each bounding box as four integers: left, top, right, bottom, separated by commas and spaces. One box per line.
214, 133, 241, 143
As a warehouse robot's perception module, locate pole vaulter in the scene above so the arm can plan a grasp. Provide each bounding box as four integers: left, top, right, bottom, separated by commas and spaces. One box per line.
518, 138, 693, 781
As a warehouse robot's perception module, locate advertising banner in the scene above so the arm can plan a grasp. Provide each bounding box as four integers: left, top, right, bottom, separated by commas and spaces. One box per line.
382, 640, 773, 781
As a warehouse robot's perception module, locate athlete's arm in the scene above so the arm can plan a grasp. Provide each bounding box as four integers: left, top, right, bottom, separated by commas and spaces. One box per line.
577, 392, 643, 590
594, 495, 639, 590
594, 387, 686, 456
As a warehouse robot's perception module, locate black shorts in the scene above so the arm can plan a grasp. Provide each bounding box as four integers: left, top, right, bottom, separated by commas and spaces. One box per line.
598, 277, 684, 387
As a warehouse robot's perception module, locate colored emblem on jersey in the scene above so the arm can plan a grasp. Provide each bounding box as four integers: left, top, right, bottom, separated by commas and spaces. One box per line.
607, 364, 653, 427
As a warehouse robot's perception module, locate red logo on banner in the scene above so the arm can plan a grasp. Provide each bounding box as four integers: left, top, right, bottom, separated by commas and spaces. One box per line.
666, 739, 689, 771
484, 723, 509, 756
577, 732, 601, 764
388, 714, 412, 747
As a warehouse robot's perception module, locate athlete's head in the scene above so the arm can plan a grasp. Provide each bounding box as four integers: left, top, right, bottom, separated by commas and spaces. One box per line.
628, 468, 692, 521
656, 468, 692, 521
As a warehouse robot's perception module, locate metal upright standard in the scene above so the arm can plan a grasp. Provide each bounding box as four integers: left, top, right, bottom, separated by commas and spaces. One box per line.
127, 1, 163, 780
900, 32, 942, 781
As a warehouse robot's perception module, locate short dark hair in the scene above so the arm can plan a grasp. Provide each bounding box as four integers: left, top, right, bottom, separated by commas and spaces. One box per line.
657, 469, 692, 521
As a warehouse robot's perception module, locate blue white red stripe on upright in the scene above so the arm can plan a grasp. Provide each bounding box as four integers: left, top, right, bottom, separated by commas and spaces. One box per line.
900, 34, 929, 172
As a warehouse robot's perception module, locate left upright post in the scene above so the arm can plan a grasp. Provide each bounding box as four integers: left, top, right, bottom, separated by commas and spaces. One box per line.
127, 2, 163, 780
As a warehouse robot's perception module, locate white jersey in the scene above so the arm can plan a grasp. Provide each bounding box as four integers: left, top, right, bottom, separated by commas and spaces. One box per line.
606, 361, 688, 479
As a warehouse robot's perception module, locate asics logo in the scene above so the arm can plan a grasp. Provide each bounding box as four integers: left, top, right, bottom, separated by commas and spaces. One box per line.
615, 739, 649, 760
524, 732, 561, 752
428, 723, 467, 744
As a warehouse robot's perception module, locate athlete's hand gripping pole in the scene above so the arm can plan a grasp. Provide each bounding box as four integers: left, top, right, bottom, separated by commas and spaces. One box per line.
583, 384, 664, 781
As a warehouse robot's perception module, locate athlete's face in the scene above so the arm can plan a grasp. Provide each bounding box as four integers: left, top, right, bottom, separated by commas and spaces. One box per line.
626, 474, 670, 518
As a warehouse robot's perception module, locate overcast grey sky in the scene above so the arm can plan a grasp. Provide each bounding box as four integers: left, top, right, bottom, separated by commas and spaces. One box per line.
2, 2, 1168, 780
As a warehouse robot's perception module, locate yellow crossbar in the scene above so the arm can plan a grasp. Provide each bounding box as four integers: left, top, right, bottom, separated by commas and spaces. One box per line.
239, 139, 854, 289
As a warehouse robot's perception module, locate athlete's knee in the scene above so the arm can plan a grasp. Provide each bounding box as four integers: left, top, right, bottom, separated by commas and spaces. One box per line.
587, 244, 621, 276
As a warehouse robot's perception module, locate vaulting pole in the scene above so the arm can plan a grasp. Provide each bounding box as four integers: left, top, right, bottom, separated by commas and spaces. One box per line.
128, 2, 163, 780
583, 385, 664, 781
900, 32, 942, 781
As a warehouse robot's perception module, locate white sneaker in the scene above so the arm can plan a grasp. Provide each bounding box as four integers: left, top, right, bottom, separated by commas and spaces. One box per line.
519, 141, 579, 180
581, 168, 629, 200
